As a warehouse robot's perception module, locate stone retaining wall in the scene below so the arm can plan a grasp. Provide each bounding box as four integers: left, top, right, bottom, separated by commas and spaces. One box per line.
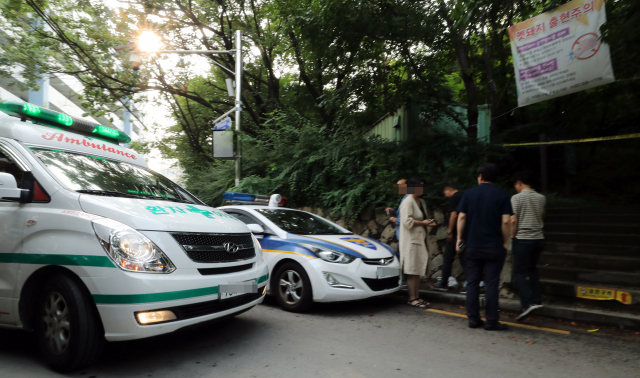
299, 206, 514, 298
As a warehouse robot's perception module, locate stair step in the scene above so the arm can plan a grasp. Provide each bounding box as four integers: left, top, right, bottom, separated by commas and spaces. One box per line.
546, 206, 640, 215
545, 232, 640, 246
545, 242, 640, 257
544, 214, 638, 224
540, 278, 640, 309
539, 252, 640, 271
539, 266, 640, 287
540, 279, 640, 310
544, 223, 640, 235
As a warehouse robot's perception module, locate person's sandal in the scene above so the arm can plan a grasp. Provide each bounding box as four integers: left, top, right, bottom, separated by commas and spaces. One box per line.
417, 298, 431, 306
408, 299, 428, 308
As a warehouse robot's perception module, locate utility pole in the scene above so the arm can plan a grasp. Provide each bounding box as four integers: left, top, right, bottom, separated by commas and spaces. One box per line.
136, 30, 244, 186
234, 30, 242, 186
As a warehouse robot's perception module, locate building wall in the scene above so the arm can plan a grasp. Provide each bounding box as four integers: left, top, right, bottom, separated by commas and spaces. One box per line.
366, 101, 468, 141
0, 69, 146, 141
366, 106, 409, 141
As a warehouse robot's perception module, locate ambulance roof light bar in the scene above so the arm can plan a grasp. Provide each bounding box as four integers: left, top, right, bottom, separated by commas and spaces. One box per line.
0, 101, 131, 144
223, 192, 287, 207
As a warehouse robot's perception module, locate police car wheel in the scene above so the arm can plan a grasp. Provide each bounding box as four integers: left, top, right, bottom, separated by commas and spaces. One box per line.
36, 274, 104, 373
273, 262, 313, 312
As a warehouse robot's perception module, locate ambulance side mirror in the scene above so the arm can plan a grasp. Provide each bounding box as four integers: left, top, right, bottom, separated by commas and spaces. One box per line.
247, 223, 265, 237
0, 172, 29, 202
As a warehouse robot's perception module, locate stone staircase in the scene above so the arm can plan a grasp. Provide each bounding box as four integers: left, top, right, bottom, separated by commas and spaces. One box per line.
539, 206, 640, 314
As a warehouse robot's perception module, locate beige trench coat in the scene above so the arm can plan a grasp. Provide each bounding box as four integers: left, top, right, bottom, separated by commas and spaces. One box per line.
399, 196, 430, 276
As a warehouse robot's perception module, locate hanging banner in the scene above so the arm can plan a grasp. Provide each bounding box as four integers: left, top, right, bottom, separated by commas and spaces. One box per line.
508, 0, 615, 107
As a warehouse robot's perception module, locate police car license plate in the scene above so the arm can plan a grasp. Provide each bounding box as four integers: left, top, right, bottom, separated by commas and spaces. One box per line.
219, 280, 257, 300
377, 267, 399, 279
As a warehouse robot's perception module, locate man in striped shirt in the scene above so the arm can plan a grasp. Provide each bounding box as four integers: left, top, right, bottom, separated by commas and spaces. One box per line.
511, 171, 546, 321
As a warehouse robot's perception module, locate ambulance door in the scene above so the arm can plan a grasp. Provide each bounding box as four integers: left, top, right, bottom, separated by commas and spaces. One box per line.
0, 145, 29, 325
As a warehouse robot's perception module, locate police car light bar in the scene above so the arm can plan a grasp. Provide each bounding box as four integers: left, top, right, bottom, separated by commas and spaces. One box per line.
223, 192, 287, 206
0, 101, 131, 144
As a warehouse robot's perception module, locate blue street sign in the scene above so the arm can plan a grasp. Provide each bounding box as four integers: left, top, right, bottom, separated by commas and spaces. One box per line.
213, 117, 232, 131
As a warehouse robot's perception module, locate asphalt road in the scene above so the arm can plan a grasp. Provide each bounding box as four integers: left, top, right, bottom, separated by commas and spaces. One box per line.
0, 294, 638, 378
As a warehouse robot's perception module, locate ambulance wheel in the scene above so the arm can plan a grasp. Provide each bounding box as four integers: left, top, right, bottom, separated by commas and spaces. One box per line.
273, 262, 313, 312
36, 274, 104, 373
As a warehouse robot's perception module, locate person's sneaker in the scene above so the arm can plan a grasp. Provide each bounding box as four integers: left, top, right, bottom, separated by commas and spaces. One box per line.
468, 319, 485, 329
484, 322, 509, 331
447, 276, 459, 289
459, 281, 468, 294
430, 277, 448, 291
516, 305, 540, 321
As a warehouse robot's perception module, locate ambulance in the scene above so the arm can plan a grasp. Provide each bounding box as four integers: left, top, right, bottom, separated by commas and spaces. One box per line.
219, 193, 401, 313
0, 101, 269, 372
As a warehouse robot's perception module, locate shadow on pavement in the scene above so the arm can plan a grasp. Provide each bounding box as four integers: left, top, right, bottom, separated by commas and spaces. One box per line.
0, 309, 271, 375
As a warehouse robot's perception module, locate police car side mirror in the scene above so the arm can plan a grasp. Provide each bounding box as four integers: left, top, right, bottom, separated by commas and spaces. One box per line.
246, 223, 265, 236
0, 172, 29, 202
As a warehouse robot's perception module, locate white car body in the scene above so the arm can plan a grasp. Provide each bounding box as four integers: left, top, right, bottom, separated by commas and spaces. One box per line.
219, 205, 401, 303
0, 110, 268, 342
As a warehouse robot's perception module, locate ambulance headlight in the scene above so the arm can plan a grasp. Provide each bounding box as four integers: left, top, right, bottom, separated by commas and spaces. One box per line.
92, 218, 176, 273
298, 243, 355, 264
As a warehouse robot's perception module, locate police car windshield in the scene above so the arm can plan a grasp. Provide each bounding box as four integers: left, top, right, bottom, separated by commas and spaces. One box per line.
256, 209, 351, 235
31, 148, 200, 204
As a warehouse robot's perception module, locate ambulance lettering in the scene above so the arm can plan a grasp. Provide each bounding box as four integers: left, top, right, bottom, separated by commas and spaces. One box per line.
42, 132, 137, 159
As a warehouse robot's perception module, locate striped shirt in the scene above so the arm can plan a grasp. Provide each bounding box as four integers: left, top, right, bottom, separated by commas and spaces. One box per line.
511, 189, 546, 240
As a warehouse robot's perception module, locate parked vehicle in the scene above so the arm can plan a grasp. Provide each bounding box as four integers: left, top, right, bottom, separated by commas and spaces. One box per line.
0, 101, 269, 372
220, 193, 400, 312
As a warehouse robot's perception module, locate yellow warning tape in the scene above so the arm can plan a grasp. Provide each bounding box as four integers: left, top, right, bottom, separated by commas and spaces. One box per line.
503, 133, 640, 147
426, 309, 571, 335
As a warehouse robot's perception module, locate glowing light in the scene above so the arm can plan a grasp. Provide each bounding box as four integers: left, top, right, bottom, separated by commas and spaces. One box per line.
57, 113, 73, 126
22, 103, 41, 116
138, 31, 162, 53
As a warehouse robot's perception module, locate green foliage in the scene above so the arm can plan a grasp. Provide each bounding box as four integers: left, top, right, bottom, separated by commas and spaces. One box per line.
188, 109, 511, 216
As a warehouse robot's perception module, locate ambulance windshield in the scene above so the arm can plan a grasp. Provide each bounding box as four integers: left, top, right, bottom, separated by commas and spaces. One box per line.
31, 148, 200, 204
256, 209, 351, 235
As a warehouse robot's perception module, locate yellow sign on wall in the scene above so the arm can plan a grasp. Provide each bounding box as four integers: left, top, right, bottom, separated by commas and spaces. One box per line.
577, 286, 632, 304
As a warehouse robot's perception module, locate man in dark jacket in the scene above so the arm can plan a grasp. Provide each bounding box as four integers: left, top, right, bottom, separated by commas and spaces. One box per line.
457, 163, 513, 331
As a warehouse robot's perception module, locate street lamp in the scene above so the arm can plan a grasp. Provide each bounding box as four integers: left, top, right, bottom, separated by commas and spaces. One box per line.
136, 30, 244, 186
137, 31, 163, 53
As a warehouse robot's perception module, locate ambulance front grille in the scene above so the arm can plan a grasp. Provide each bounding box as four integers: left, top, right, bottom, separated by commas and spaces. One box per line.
171, 233, 256, 263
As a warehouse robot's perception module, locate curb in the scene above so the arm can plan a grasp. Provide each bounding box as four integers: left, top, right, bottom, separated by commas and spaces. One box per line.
401, 288, 640, 331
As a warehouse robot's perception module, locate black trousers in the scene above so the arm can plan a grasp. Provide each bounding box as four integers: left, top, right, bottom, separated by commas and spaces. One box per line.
465, 247, 507, 325
441, 240, 466, 284
512, 238, 545, 308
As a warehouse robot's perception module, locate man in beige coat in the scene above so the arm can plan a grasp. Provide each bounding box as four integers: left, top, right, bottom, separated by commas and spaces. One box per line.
400, 176, 437, 307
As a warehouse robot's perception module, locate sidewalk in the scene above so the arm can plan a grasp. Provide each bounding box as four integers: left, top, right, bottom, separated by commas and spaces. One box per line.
401, 282, 640, 331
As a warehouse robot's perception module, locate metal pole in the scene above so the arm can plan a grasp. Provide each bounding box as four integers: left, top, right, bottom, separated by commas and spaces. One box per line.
235, 30, 242, 186
539, 133, 548, 194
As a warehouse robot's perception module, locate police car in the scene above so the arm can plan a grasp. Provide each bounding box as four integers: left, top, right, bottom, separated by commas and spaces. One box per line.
0, 101, 269, 372
219, 193, 401, 312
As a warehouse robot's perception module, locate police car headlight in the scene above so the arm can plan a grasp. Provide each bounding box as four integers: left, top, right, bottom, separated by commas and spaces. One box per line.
252, 234, 264, 262
92, 218, 176, 273
298, 243, 355, 264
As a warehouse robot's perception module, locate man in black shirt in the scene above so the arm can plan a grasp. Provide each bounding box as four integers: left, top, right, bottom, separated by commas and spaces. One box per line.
431, 182, 465, 291
457, 163, 513, 331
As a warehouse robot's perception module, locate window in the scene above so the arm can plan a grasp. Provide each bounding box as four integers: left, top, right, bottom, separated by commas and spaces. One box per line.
255, 209, 351, 235
226, 211, 258, 225
0, 149, 24, 188
30, 148, 201, 204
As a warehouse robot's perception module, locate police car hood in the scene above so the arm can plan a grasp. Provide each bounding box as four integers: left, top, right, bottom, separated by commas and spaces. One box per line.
79, 195, 249, 233
290, 234, 394, 259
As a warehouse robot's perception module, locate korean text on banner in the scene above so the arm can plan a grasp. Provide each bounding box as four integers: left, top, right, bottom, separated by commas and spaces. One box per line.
508, 0, 614, 107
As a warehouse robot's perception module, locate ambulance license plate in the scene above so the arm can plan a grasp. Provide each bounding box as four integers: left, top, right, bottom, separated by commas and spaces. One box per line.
377, 267, 399, 279
219, 280, 257, 300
